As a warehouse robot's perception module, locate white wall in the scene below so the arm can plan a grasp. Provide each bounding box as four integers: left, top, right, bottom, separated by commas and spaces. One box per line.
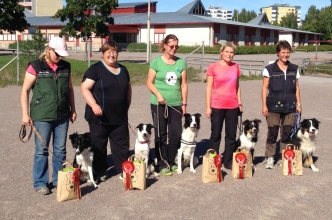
279, 32, 293, 47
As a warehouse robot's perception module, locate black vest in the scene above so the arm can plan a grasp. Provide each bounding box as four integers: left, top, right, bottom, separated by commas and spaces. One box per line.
265, 60, 298, 113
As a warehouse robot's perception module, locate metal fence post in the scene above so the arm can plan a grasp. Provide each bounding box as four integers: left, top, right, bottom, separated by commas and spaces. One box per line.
201, 41, 204, 82
17, 39, 19, 84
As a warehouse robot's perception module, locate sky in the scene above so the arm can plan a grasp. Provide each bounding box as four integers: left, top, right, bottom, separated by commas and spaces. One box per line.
116, 0, 331, 20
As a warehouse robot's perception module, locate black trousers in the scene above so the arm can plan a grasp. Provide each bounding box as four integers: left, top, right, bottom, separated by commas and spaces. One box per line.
89, 122, 129, 173
209, 107, 239, 167
151, 104, 182, 169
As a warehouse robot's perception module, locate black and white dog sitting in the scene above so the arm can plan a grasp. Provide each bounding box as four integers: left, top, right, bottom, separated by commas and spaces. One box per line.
134, 123, 159, 177
291, 118, 320, 172
69, 132, 99, 188
237, 119, 262, 166
175, 113, 201, 174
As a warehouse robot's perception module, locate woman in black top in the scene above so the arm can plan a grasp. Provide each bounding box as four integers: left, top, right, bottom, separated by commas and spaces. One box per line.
81, 41, 132, 181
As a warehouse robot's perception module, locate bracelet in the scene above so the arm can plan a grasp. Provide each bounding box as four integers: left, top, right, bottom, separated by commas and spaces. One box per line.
182, 103, 187, 106
297, 103, 301, 106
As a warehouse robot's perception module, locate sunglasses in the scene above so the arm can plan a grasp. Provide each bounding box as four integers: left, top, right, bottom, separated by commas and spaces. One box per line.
52, 49, 61, 57
167, 44, 179, 50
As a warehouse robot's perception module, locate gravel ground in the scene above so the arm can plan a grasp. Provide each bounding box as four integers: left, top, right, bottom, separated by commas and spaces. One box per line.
1, 52, 332, 220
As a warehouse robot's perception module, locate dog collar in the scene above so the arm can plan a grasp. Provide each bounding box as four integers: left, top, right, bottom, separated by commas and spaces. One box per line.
138, 140, 149, 144
181, 139, 196, 145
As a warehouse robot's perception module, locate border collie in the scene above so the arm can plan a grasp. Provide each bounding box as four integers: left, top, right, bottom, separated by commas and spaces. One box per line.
134, 123, 159, 177
69, 132, 99, 188
291, 118, 320, 172
237, 119, 262, 166
175, 113, 201, 174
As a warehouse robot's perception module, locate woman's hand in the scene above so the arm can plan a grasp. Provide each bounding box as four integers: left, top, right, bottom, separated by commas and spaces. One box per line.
70, 111, 77, 123
262, 106, 268, 117
205, 107, 212, 118
92, 104, 103, 116
296, 105, 302, 114
22, 114, 32, 126
157, 94, 166, 105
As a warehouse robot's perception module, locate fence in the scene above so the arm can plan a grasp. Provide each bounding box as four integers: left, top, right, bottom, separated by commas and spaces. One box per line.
301, 58, 332, 76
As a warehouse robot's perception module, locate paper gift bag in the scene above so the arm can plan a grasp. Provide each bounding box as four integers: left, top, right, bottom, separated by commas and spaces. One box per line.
232, 149, 253, 179
282, 144, 303, 176
123, 155, 146, 190
57, 167, 81, 202
202, 149, 222, 183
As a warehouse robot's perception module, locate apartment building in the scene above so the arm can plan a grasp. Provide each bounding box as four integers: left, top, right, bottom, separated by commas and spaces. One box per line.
19, 0, 63, 16
206, 5, 232, 21
261, 4, 301, 26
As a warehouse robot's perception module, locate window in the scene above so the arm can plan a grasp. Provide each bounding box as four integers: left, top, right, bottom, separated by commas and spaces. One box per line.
64, 35, 75, 42
154, 34, 165, 44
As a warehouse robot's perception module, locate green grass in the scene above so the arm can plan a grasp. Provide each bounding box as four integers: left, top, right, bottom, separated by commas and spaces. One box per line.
0, 55, 259, 87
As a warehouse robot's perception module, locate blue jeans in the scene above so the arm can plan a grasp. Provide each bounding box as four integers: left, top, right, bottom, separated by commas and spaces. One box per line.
33, 118, 69, 189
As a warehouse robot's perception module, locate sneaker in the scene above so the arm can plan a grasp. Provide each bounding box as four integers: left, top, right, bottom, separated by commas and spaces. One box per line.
160, 168, 173, 176
265, 157, 275, 169
276, 158, 282, 167
119, 173, 123, 180
99, 171, 108, 182
35, 187, 51, 195
171, 165, 178, 172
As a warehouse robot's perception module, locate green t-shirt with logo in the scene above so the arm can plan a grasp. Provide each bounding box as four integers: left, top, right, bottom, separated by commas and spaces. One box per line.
150, 56, 186, 106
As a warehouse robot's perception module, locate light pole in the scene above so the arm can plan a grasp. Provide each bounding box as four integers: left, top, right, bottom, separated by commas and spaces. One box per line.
146, 0, 151, 63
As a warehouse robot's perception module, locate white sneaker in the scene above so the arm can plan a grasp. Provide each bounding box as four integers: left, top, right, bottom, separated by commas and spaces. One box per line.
265, 157, 275, 169
119, 173, 123, 180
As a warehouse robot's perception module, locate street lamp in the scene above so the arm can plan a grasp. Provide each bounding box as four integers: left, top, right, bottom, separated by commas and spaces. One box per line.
146, 0, 151, 63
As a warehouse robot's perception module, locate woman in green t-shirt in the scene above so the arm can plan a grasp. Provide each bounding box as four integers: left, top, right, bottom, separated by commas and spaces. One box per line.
146, 34, 188, 176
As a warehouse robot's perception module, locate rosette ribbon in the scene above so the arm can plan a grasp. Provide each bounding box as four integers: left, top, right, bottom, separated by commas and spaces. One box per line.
283, 148, 295, 175
214, 154, 222, 182
122, 160, 135, 190
72, 168, 82, 199
235, 152, 247, 179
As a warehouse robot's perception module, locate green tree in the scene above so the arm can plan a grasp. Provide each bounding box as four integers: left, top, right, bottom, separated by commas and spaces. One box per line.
302, 6, 321, 32
54, 0, 119, 60
234, 8, 257, 22
318, 6, 332, 40
279, 12, 298, 29
0, 0, 29, 34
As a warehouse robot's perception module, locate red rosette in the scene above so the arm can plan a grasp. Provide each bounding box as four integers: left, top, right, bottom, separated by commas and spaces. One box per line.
284, 148, 295, 175
72, 168, 81, 199
122, 160, 135, 190
235, 152, 247, 179
214, 154, 222, 182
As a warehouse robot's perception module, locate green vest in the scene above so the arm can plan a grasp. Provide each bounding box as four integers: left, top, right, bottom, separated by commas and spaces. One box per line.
29, 59, 71, 121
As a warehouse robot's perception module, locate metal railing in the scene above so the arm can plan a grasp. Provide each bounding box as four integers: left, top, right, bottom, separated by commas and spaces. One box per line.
301, 58, 332, 76
184, 41, 205, 82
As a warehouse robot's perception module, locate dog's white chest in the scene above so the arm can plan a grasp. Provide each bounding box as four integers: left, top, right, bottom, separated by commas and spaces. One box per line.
76, 151, 93, 173
239, 133, 256, 149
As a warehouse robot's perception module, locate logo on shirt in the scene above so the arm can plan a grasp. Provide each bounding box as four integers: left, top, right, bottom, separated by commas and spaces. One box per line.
165, 71, 177, 86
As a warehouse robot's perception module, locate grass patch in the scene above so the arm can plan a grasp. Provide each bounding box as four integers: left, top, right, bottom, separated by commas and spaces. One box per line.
0, 55, 259, 87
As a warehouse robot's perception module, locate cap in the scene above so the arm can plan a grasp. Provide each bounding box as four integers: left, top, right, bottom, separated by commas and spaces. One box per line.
45, 37, 69, 57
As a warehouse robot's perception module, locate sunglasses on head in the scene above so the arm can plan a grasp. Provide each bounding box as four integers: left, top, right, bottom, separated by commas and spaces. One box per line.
167, 44, 179, 50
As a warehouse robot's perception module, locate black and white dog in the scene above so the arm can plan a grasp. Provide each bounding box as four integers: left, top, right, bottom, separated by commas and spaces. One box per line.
69, 132, 99, 188
291, 118, 320, 172
175, 113, 201, 174
237, 119, 262, 165
134, 123, 159, 177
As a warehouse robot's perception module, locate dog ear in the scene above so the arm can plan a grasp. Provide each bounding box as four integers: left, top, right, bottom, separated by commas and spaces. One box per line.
147, 124, 155, 129
184, 113, 191, 118
254, 119, 262, 124
242, 119, 249, 125
194, 113, 202, 118
69, 132, 78, 141
312, 118, 320, 124
83, 132, 91, 138
136, 123, 143, 129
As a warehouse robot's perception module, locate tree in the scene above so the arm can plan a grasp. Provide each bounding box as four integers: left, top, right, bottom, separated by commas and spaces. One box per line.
234, 8, 257, 23
302, 5, 321, 32
54, 0, 119, 60
279, 12, 298, 29
0, 0, 29, 34
318, 6, 332, 40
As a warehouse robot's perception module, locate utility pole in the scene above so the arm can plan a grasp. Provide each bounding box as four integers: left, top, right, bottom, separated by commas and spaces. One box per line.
146, 0, 151, 63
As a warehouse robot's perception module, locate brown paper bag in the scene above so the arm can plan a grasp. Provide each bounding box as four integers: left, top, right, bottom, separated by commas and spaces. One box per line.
201, 149, 222, 183
123, 155, 146, 190
282, 144, 303, 176
232, 149, 253, 179
57, 167, 81, 202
